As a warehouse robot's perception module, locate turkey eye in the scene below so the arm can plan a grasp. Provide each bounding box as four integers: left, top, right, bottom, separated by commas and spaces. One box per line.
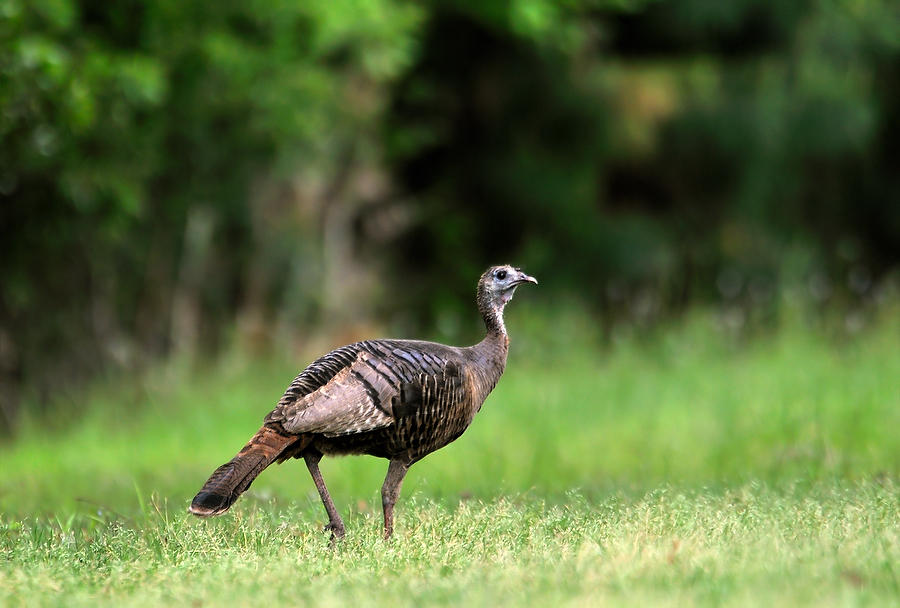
496, 270, 507, 280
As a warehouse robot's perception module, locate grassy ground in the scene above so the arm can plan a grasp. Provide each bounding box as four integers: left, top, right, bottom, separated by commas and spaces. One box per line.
1, 305, 898, 606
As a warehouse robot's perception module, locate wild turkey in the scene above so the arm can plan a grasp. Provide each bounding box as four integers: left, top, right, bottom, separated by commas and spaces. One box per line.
189, 264, 537, 539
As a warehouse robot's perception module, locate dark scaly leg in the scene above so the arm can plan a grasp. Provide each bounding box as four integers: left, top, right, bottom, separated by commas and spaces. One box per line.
304, 452, 345, 540
381, 459, 410, 540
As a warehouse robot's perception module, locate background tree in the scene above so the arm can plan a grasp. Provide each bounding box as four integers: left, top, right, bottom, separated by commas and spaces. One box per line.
1, 0, 898, 434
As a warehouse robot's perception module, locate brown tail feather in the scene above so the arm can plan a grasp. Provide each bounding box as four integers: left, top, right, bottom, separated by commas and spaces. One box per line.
189, 425, 298, 517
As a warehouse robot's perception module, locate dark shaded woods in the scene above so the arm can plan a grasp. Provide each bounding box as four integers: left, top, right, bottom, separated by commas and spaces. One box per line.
2, 0, 898, 432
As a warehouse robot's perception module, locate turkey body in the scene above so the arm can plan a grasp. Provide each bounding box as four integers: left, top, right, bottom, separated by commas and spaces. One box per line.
270, 337, 507, 463
190, 265, 536, 539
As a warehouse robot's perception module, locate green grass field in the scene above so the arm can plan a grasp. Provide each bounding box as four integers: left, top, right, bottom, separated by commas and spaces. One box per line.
1, 305, 898, 606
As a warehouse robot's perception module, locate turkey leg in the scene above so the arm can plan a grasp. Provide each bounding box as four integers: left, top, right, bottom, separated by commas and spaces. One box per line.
304, 452, 345, 540
381, 459, 410, 540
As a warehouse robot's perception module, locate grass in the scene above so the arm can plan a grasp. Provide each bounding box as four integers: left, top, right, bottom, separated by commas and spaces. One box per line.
1, 304, 898, 606
2, 482, 896, 606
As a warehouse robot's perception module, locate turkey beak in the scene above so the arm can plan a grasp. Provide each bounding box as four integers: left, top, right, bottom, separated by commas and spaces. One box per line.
513, 271, 538, 286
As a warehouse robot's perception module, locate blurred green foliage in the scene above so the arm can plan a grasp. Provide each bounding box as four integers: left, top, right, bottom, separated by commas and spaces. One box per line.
0, 0, 426, 424
1, 0, 899, 431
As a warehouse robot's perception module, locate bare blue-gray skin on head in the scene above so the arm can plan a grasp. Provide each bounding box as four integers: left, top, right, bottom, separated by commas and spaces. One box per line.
189, 265, 537, 539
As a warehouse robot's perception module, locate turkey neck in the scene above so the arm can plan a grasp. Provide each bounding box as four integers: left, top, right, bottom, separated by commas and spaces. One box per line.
471, 330, 508, 389
469, 284, 511, 401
